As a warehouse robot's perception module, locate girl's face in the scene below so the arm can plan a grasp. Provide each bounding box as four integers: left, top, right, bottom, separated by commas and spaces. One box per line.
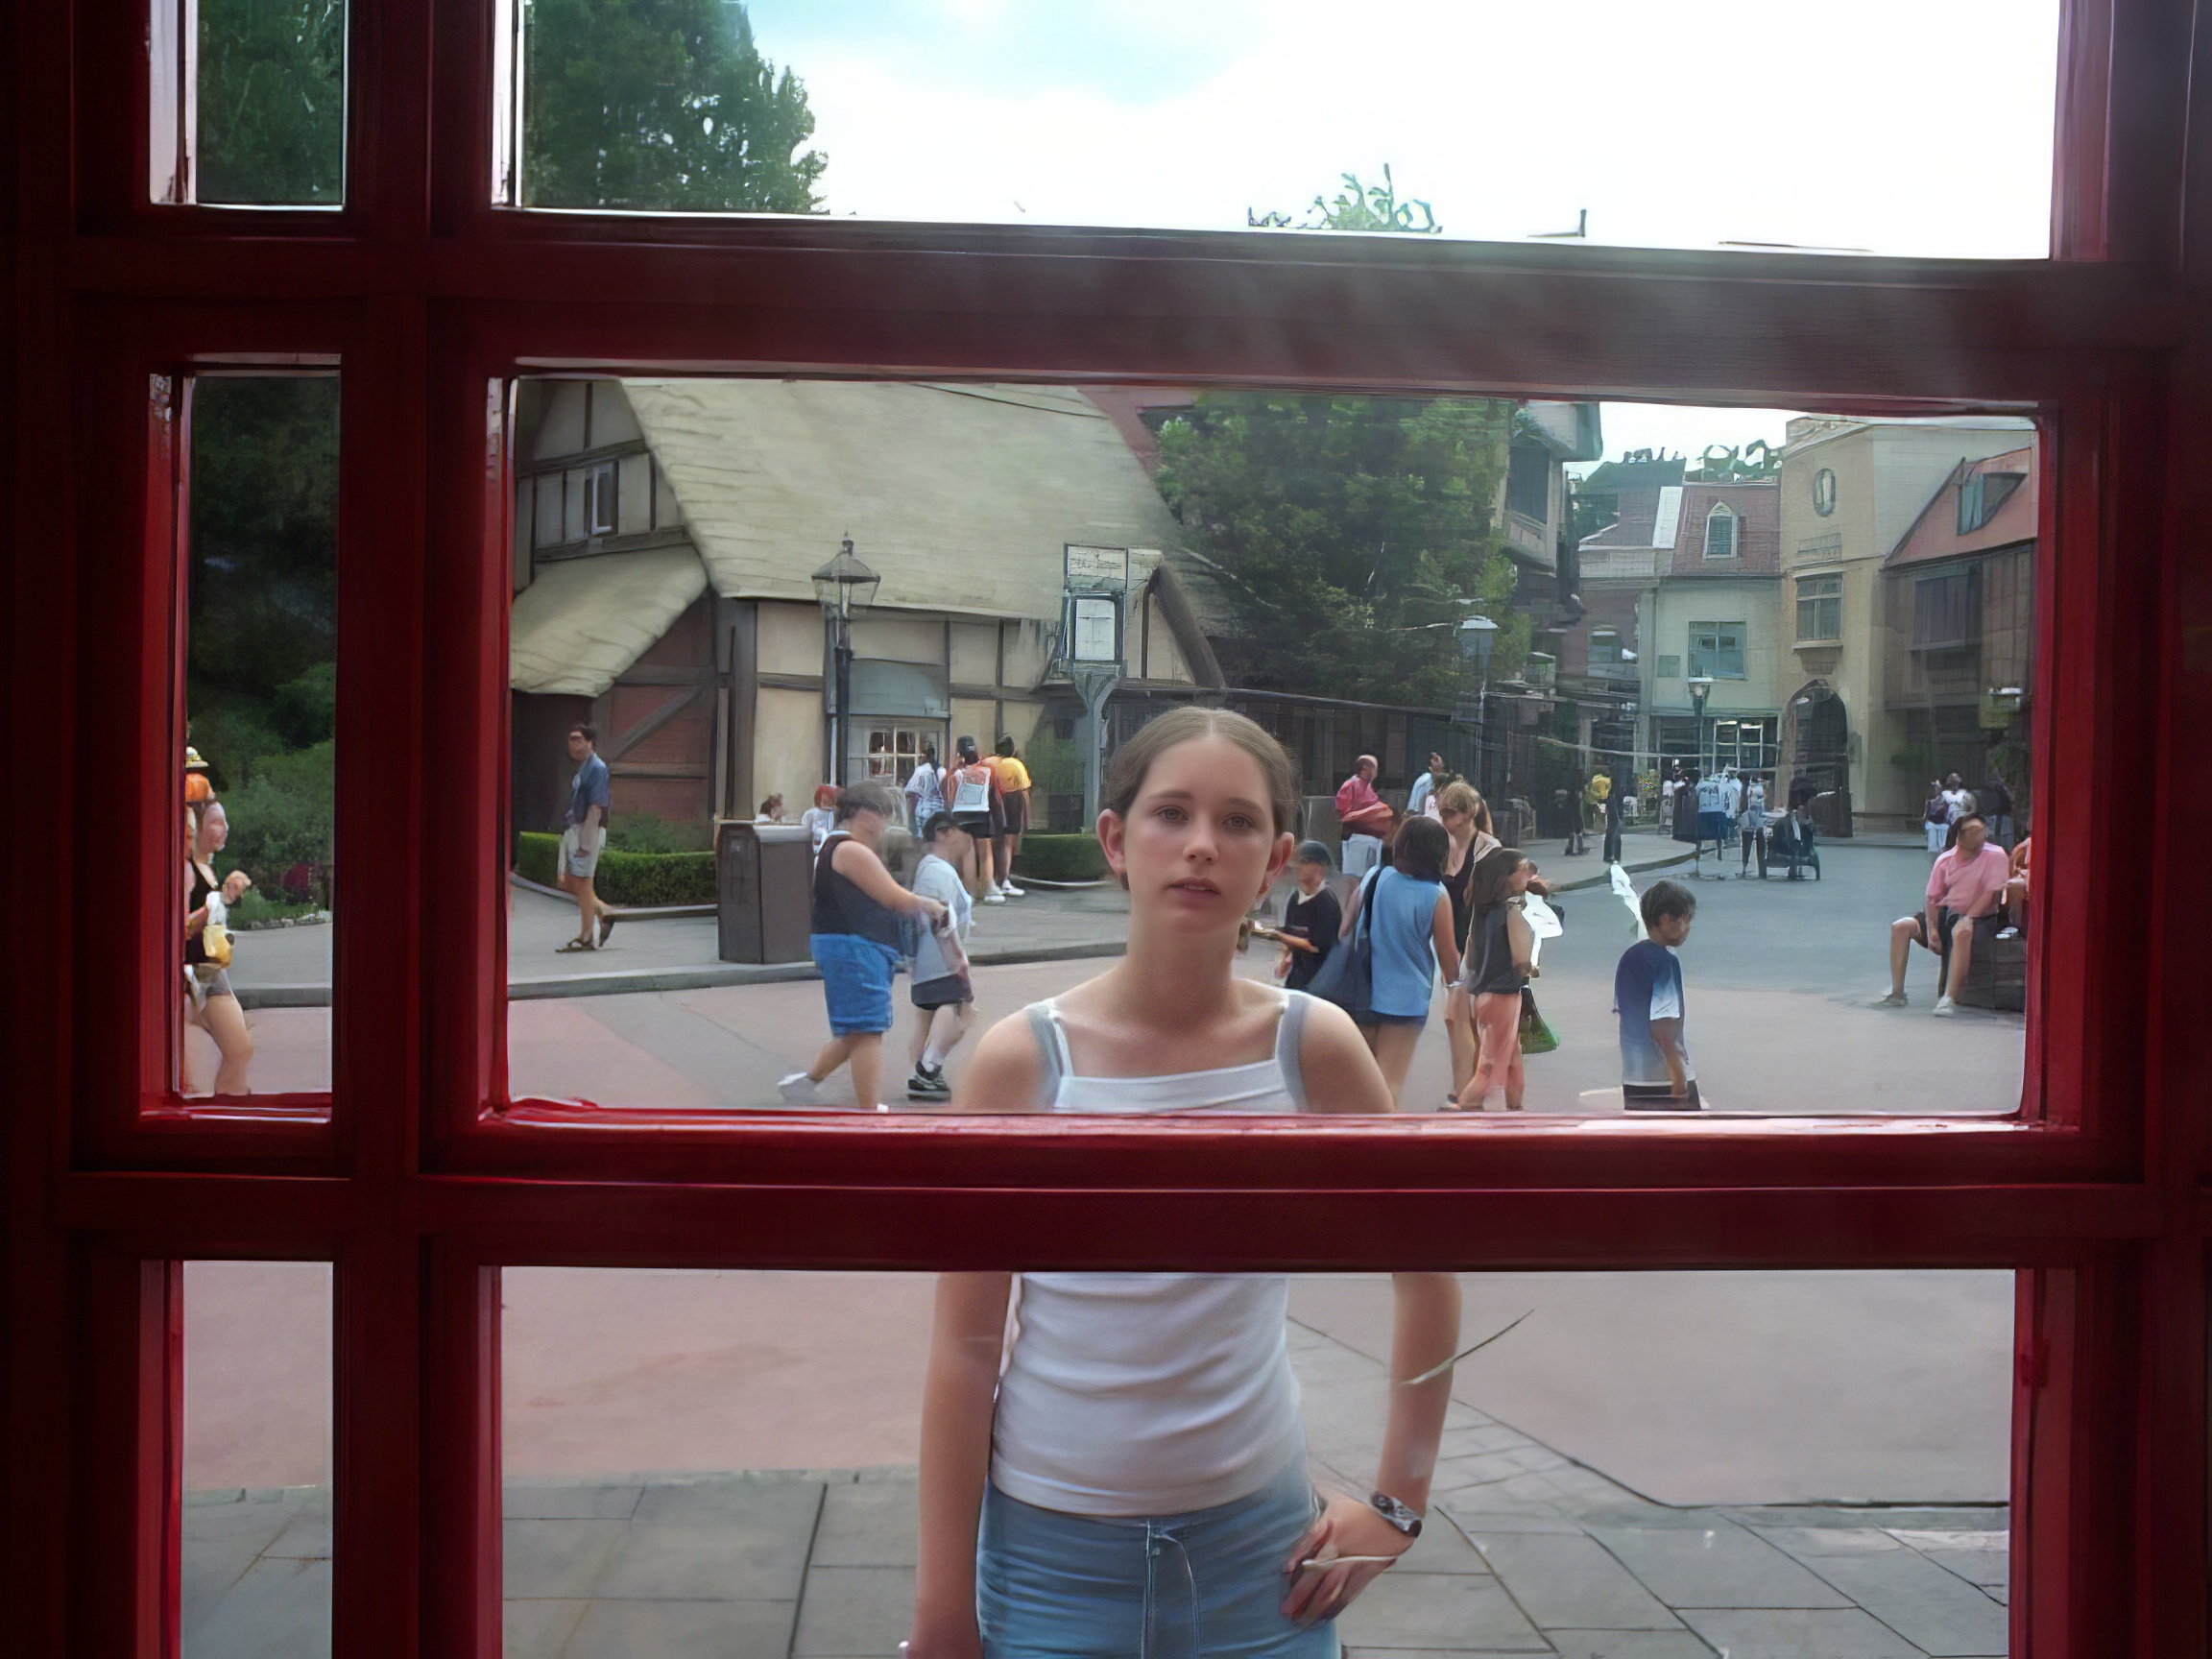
1506, 859, 1533, 897
1295, 860, 1327, 895
1099, 734, 1293, 927
198, 805, 228, 854
1439, 804, 1469, 834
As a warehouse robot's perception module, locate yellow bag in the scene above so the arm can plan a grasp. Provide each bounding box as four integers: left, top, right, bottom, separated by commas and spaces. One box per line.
200, 922, 233, 970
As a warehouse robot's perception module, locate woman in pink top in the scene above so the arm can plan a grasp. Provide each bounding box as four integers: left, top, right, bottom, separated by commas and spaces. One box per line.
1879, 813, 2012, 1015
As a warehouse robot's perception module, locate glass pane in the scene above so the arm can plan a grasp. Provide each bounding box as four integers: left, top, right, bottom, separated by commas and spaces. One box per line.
501, 1267, 2010, 1657
504, 381, 2033, 1117
183, 375, 338, 1097
181, 1261, 333, 1658
192, 0, 348, 206
509, 0, 2056, 258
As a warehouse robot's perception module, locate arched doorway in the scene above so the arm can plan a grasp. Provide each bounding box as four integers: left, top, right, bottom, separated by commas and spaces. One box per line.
1783, 680, 1853, 837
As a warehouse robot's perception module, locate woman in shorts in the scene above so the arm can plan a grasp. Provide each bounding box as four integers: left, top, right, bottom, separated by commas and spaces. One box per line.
779, 782, 948, 1111
1345, 814, 1460, 1104
904, 813, 976, 1102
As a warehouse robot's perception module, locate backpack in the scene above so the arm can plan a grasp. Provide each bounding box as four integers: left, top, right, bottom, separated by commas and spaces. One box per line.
1926, 796, 1951, 825
950, 766, 992, 814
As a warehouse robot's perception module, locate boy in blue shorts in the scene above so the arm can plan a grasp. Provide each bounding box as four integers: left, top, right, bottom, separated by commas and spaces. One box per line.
1615, 879, 1699, 1110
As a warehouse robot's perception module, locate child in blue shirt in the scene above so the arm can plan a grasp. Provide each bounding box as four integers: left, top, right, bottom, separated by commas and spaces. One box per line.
1615, 879, 1698, 1111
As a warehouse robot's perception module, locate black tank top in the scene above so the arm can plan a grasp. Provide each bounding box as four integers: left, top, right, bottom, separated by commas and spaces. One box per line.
1442, 846, 1477, 950
1465, 904, 1527, 996
185, 861, 217, 966
810, 832, 904, 947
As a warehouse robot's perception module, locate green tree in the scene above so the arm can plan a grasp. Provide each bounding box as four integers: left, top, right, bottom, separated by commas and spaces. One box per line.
1249, 165, 1441, 233
1153, 396, 1524, 708
196, 0, 347, 204
524, 0, 827, 211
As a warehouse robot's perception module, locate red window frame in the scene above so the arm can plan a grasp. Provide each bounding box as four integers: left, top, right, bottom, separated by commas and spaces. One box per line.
6, 1, 2208, 1655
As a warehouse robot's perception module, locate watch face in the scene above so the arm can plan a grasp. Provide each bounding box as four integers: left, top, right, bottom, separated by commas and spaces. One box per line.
1813, 469, 1838, 517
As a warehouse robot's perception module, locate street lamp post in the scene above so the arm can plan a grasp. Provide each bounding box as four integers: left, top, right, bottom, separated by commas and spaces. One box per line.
1686, 675, 1718, 878
811, 539, 880, 787
1458, 613, 1498, 794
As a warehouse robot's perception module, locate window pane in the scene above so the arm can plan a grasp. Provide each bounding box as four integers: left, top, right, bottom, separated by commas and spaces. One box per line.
184, 375, 337, 1097
189, 0, 348, 206
503, 385, 2032, 1117
500, 1267, 2009, 1657
182, 1261, 332, 1658
506, 0, 2056, 258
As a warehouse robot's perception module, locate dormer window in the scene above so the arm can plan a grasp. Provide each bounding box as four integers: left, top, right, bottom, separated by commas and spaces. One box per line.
1703, 502, 1739, 559
1958, 470, 2026, 533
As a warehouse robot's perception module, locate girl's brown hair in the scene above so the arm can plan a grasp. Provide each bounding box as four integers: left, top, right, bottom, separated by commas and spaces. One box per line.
1436, 780, 1492, 836
1467, 845, 1527, 912
1103, 707, 1300, 836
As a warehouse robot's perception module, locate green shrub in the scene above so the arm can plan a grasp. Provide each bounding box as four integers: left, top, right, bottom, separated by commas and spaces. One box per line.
516, 830, 715, 906
219, 739, 335, 901
607, 811, 712, 854
1013, 832, 1107, 883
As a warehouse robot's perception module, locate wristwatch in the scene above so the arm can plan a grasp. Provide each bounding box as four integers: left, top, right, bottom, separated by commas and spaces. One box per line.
1369, 1491, 1423, 1538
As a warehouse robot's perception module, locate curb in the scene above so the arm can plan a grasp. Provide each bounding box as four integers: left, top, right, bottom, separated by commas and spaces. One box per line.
508, 870, 715, 920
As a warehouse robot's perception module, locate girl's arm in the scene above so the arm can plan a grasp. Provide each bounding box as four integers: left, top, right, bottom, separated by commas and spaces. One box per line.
1338, 873, 1368, 940
1507, 907, 1535, 976
830, 837, 945, 921
1296, 997, 1396, 1114
910, 1270, 1013, 1659
1429, 891, 1461, 983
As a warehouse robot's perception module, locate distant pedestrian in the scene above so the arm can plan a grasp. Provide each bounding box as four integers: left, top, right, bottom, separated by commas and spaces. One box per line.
780, 781, 948, 1111
1978, 770, 2015, 848
1436, 781, 1499, 1106
1334, 754, 1392, 878
1343, 814, 1460, 1103
1942, 772, 1975, 827
990, 736, 1032, 898
1923, 780, 1951, 854
903, 813, 976, 1103
1738, 773, 1767, 878
182, 800, 256, 1096
1266, 841, 1341, 991
1881, 812, 2009, 1016
1451, 846, 1534, 1112
2003, 834, 2032, 937
949, 736, 1004, 902
801, 783, 839, 856
1693, 768, 1730, 858
1617, 879, 1698, 1111
1601, 767, 1626, 864
904, 745, 946, 828
1407, 751, 1446, 819
557, 724, 617, 952
1659, 766, 1681, 826
756, 793, 786, 824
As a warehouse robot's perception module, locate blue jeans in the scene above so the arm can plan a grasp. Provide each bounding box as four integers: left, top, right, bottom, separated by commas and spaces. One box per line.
809, 932, 898, 1036
977, 1456, 1336, 1659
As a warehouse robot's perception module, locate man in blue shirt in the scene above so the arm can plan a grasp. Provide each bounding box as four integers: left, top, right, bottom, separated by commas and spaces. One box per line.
1615, 879, 1698, 1110
559, 723, 616, 950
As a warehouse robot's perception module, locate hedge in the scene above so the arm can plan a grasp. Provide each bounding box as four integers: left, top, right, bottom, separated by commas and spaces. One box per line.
1012, 832, 1108, 883
516, 831, 716, 906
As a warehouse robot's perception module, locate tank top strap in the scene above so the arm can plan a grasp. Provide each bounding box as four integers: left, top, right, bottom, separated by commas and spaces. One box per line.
1274, 990, 1310, 1111
1023, 999, 1075, 1107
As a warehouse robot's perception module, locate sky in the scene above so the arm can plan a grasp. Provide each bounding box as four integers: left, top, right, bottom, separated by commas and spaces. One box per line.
732, 0, 2059, 467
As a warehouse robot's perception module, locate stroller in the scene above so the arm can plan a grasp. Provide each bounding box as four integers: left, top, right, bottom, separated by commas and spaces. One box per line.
1770, 806, 1821, 879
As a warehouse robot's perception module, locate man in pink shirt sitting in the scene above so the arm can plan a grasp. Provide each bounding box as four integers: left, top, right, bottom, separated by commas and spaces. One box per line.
1879, 812, 2012, 1016
1334, 754, 1394, 878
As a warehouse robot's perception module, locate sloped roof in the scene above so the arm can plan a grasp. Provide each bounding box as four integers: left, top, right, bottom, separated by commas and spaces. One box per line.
510, 544, 709, 698
1667, 482, 1781, 575
620, 380, 1190, 622
1576, 455, 1688, 495
1887, 446, 2036, 569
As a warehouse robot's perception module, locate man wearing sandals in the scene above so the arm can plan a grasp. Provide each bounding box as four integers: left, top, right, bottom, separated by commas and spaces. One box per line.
558, 724, 618, 952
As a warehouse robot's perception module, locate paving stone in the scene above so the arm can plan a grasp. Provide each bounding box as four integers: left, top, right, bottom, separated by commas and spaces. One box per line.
182, 1553, 330, 1659
505, 1481, 644, 1521
502, 1518, 630, 1599
182, 1498, 295, 1630
1756, 1529, 2005, 1656
794, 1564, 916, 1656
1439, 1451, 1536, 1488
1439, 1424, 1538, 1457
1389, 1517, 1492, 1575
1913, 1545, 2008, 1597
1677, 1606, 1926, 1658
1467, 1531, 1683, 1630
1436, 1502, 1582, 1535
560, 1596, 797, 1659
594, 1512, 813, 1600
264, 1508, 332, 1560
1588, 1524, 1850, 1609
501, 1598, 589, 1659
811, 1479, 919, 1567
631, 1473, 826, 1526
1540, 1636, 1721, 1659
1333, 1573, 1550, 1650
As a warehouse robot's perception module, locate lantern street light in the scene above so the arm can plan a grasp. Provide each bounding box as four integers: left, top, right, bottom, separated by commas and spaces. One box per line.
812, 539, 880, 785
1687, 674, 1715, 772
1458, 613, 1499, 794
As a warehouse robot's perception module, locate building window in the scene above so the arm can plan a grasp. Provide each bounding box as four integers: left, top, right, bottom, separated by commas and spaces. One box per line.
1913, 569, 1981, 650
1796, 572, 1842, 641
861, 725, 934, 786
1588, 627, 1623, 664
1958, 471, 2026, 533
584, 461, 616, 537
1505, 439, 1550, 521
1703, 504, 1738, 559
1813, 468, 1838, 517
1655, 654, 1681, 680
1688, 623, 1747, 679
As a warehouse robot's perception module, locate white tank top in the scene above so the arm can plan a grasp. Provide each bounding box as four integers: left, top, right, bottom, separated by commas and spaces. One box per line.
988, 992, 1316, 1517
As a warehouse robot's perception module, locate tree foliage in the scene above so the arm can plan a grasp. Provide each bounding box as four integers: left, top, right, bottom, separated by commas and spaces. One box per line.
196, 0, 347, 204
524, 0, 828, 211
1249, 165, 1440, 233
1154, 396, 1525, 708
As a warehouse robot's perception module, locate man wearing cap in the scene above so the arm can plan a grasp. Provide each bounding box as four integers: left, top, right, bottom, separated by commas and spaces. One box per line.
559, 724, 616, 951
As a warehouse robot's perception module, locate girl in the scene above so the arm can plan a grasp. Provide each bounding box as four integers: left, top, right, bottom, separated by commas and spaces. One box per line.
1451, 848, 1535, 1113
1435, 782, 1499, 1108
757, 793, 786, 824
906, 745, 947, 829
905, 813, 978, 1103
1343, 814, 1460, 1105
779, 782, 947, 1111
801, 783, 840, 856
182, 801, 255, 1096
949, 736, 1005, 902
908, 708, 1460, 1658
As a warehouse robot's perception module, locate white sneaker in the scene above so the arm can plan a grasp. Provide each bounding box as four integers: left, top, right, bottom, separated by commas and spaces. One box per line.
984, 885, 1007, 903
1932, 996, 1957, 1018
1874, 990, 1909, 1008
1000, 880, 1024, 897
1996, 926, 2020, 941
777, 1071, 819, 1103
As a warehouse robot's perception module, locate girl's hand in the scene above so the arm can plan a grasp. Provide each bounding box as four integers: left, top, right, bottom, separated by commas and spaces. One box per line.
185, 905, 208, 935
902, 1616, 984, 1659
918, 897, 949, 925
1281, 1492, 1416, 1625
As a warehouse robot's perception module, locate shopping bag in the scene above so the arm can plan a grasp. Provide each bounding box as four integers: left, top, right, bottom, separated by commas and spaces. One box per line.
1519, 987, 1559, 1056
1305, 872, 1375, 1022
